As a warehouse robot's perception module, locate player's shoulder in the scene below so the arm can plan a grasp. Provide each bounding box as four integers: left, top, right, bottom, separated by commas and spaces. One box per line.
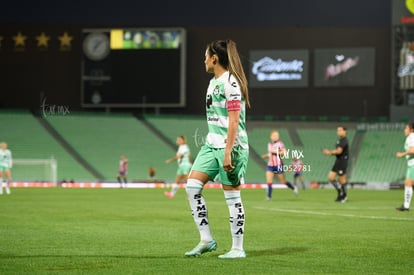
224, 73, 240, 90
179, 144, 189, 150
408, 133, 414, 143
339, 136, 348, 143
229, 75, 240, 88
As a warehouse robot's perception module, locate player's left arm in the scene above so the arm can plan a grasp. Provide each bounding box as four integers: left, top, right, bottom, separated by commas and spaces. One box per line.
224, 110, 239, 171
223, 81, 241, 171
278, 143, 287, 157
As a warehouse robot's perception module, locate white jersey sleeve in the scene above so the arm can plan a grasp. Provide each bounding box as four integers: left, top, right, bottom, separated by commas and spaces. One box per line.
406, 133, 414, 166
177, 144, 191, 166
7, 150, 12, 168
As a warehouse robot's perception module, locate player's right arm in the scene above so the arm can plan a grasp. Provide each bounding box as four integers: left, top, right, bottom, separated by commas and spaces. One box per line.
396, 146, 414, 158
323, 147, 342, 156
262, 143, 271, 159
165, 153, 183, 164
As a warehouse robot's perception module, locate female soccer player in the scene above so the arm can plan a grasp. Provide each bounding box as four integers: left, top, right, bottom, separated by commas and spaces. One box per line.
395, 122, 414, 211
262, 130, 298, 200
184, 39, 250, 259
164, 135, 192, 199
116, 155, 128, 188
0, 142, 12, 195
290, 157, 306, 189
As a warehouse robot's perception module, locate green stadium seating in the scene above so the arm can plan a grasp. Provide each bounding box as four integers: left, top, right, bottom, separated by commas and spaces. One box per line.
296, 129, 355, 182
45, 113, 177, 182
351, 131, 406, 182
0, 111, 93, 182
0, 110, 407, 185
144, 115, 207, 160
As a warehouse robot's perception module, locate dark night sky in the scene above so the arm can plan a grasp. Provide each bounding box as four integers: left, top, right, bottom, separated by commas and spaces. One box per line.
0, 0, 391, 27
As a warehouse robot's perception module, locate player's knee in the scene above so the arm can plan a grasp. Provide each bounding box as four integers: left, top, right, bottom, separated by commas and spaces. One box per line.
185, 178, 204, 196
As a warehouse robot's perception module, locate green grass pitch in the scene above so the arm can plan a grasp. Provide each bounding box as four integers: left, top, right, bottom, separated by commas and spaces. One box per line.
0, 187, 413, 274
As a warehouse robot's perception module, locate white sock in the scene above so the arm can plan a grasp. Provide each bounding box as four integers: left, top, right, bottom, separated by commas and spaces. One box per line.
0, 182, 3, 195
171, 183, 179, 195
224, 190, 245, 251
185, 178, 213, 243
5, 180, 10, 195
404, 186, 413, 209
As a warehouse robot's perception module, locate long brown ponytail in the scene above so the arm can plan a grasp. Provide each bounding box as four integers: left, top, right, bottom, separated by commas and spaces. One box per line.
207, 39, 251, 108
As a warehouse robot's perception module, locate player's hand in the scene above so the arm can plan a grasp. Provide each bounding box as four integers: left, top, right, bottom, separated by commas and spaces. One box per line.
223, 163, 235, 172
322, 149, 331, 155
223, 153, 235, 172
396, 152, 405, 158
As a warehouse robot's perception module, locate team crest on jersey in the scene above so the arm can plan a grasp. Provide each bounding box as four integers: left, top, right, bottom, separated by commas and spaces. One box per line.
213, 85, 220, 95
206, 83, 225, 109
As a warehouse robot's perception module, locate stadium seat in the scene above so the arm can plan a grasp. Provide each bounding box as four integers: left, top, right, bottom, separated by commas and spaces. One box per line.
45, 113, 177, 182
0, 110, 94, 182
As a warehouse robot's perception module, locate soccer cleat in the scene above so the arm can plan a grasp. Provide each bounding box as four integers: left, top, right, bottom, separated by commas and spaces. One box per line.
340, 196, 348, 203
396, 206, 409, 211
335, 191, 344, 202
184, 240, 217, 257
164, 191, 174, 199
218, 249, 246, 259
293, 187, 299, 196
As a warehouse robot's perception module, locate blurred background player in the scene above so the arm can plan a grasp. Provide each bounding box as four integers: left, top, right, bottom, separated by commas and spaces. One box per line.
0, 142, 12, 195
148, 166, 156, 181
117, 155, 128, 188
164, 135, 192, 199
322, 126, 349, 202
290, 157, 306, 189
395, 122, 414, 211
262, 130, 298, 200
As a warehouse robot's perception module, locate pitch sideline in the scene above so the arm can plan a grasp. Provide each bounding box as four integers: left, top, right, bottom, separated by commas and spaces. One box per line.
254, 206, 414, 221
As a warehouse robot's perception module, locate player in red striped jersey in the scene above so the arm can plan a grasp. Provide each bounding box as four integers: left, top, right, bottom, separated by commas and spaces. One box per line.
262, 130, 298, 200
117, 155, 128, 188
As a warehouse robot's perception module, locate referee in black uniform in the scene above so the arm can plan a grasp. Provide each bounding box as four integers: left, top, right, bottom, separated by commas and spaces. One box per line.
322, 126, 349, 202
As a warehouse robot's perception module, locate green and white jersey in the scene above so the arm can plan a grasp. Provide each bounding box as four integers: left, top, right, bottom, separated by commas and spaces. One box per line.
405, 132, 414, 167
205, 71, 248, 149
0, 149, 12, 168
177, 144, 192, 167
